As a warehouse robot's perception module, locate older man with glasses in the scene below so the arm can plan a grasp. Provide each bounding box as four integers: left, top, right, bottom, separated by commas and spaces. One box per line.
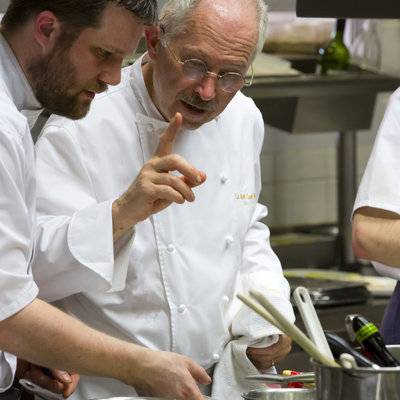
33, 0, 294, 398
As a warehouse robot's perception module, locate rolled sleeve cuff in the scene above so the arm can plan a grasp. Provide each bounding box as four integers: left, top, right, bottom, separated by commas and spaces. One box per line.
0, 281, 38, 322
67, 200, 135, 292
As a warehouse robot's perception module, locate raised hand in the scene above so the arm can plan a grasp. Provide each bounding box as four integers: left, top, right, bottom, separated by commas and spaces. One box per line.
113, 112, 206, 241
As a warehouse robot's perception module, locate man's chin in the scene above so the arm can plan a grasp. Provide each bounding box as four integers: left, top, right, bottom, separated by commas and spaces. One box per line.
181, 114, 213, 130
49, 101, 91, 120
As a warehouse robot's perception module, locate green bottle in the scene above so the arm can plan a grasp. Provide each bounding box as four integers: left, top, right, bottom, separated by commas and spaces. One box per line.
318, 19, 350, 75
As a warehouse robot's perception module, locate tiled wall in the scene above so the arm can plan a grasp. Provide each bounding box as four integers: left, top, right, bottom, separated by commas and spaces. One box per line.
260, 18, 400, 229
260, 92, 392, 228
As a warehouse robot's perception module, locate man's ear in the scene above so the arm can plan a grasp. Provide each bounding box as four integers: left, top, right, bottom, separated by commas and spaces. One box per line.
144, 26, 161, 60
33, 11, 62, 53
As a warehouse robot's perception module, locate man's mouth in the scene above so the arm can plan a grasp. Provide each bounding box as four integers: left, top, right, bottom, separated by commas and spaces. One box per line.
181, 100, 207, 114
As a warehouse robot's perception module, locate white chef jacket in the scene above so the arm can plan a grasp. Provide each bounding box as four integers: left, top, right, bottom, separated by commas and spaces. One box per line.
34, 55, 294, 399
353, 87, 400, 279
0, 33, 41, 392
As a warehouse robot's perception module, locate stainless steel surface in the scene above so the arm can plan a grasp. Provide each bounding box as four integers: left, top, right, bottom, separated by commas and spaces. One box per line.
296, 0, 400, 19
314, 345, 400, 400
337, 130, 357, 266
242, 58, 400, 134
242, 387, 316, 400
246, 372, 315, 383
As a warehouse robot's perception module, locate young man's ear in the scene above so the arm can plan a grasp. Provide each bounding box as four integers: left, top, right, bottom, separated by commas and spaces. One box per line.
144, 26, 161, 60
33, 11, 62, 53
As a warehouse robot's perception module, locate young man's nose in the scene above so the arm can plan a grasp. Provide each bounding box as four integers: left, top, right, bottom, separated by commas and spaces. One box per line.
98, 62, 122, 87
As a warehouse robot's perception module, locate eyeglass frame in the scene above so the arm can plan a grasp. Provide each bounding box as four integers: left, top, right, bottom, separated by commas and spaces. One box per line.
159, 27, 254, 93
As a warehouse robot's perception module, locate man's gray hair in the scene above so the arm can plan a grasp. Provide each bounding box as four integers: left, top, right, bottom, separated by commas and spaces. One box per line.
159, 0, 267, 56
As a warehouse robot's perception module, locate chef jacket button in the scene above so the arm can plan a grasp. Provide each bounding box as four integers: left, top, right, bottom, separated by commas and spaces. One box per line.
212, 353, 220, 361
167, 244, 175, 253
222, 296, 230, 303
177, 304, 186, 313
220, 174, 228, 184
225, 235, 234, 246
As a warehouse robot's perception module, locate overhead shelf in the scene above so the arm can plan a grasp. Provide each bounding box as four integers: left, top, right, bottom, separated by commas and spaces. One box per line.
296, 0, 400, 19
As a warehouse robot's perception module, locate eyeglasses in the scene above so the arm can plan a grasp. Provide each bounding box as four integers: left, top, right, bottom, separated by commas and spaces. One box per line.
160, 37, 254, 93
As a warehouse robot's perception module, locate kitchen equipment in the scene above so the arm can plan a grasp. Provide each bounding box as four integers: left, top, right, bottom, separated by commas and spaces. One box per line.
339, 353, 358, 369
344, 314, 357, 342
314, 345, 400, 400
324, 331, 378, 368
292, 287, 334, 362
288, 277, 370, 307
237, 292, 339, 367
18, 379, 64, 400
246, 372, 315, 384
242, 387, 316, 400
285, 269, 396, 298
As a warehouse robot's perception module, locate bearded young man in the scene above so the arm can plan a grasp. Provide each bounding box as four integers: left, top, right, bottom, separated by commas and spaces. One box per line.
34, 0, 294, 398
0, 2, 209, 399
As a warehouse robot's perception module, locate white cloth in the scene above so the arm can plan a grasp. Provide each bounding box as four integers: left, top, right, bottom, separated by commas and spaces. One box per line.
212, 287, 285, 400
353, 87, 400, 280
0, 33, 41, 392
34, 55, 294, 400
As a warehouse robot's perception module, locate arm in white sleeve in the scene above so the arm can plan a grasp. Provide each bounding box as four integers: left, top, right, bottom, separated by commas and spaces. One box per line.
352, 89, 400, 275
0, 126, 39, 391
34, 124, 134, 302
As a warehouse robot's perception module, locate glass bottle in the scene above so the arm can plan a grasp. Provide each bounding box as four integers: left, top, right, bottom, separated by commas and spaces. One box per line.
352, 315, 400, 367
318, 19, 350, 75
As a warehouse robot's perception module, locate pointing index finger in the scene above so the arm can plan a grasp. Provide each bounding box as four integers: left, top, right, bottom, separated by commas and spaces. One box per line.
154, 112, 183, 157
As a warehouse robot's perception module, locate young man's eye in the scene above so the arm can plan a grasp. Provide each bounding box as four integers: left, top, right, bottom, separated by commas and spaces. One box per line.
96, 48, 112, 60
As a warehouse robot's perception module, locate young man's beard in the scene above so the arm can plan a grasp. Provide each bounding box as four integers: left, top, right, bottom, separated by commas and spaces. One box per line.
28, 46, 97, 120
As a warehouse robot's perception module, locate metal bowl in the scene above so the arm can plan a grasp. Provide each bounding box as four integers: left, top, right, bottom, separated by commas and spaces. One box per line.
242, 387, 316, 400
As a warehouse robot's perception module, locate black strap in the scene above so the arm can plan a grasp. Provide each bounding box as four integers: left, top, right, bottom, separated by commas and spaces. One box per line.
31, 109, 51, 144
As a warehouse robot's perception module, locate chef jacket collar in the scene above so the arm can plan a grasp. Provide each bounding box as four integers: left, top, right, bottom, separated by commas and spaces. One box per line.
130, 53, 170, 130
0, 32, 42, 113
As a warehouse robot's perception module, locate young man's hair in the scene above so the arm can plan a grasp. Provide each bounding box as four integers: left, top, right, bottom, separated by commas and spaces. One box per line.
2, 0, 157, 40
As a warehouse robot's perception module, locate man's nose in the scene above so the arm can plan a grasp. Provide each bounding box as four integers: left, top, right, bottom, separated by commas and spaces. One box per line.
98, 62, 122, 87
195, 75, 217, 101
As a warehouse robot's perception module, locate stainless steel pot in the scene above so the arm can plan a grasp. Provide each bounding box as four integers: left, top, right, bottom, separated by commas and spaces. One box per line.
313, 345, 400, 400
241, 388, 316, 400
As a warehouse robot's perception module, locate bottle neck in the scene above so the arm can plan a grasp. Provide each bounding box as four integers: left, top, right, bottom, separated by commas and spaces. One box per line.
334, 18, 346, 40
